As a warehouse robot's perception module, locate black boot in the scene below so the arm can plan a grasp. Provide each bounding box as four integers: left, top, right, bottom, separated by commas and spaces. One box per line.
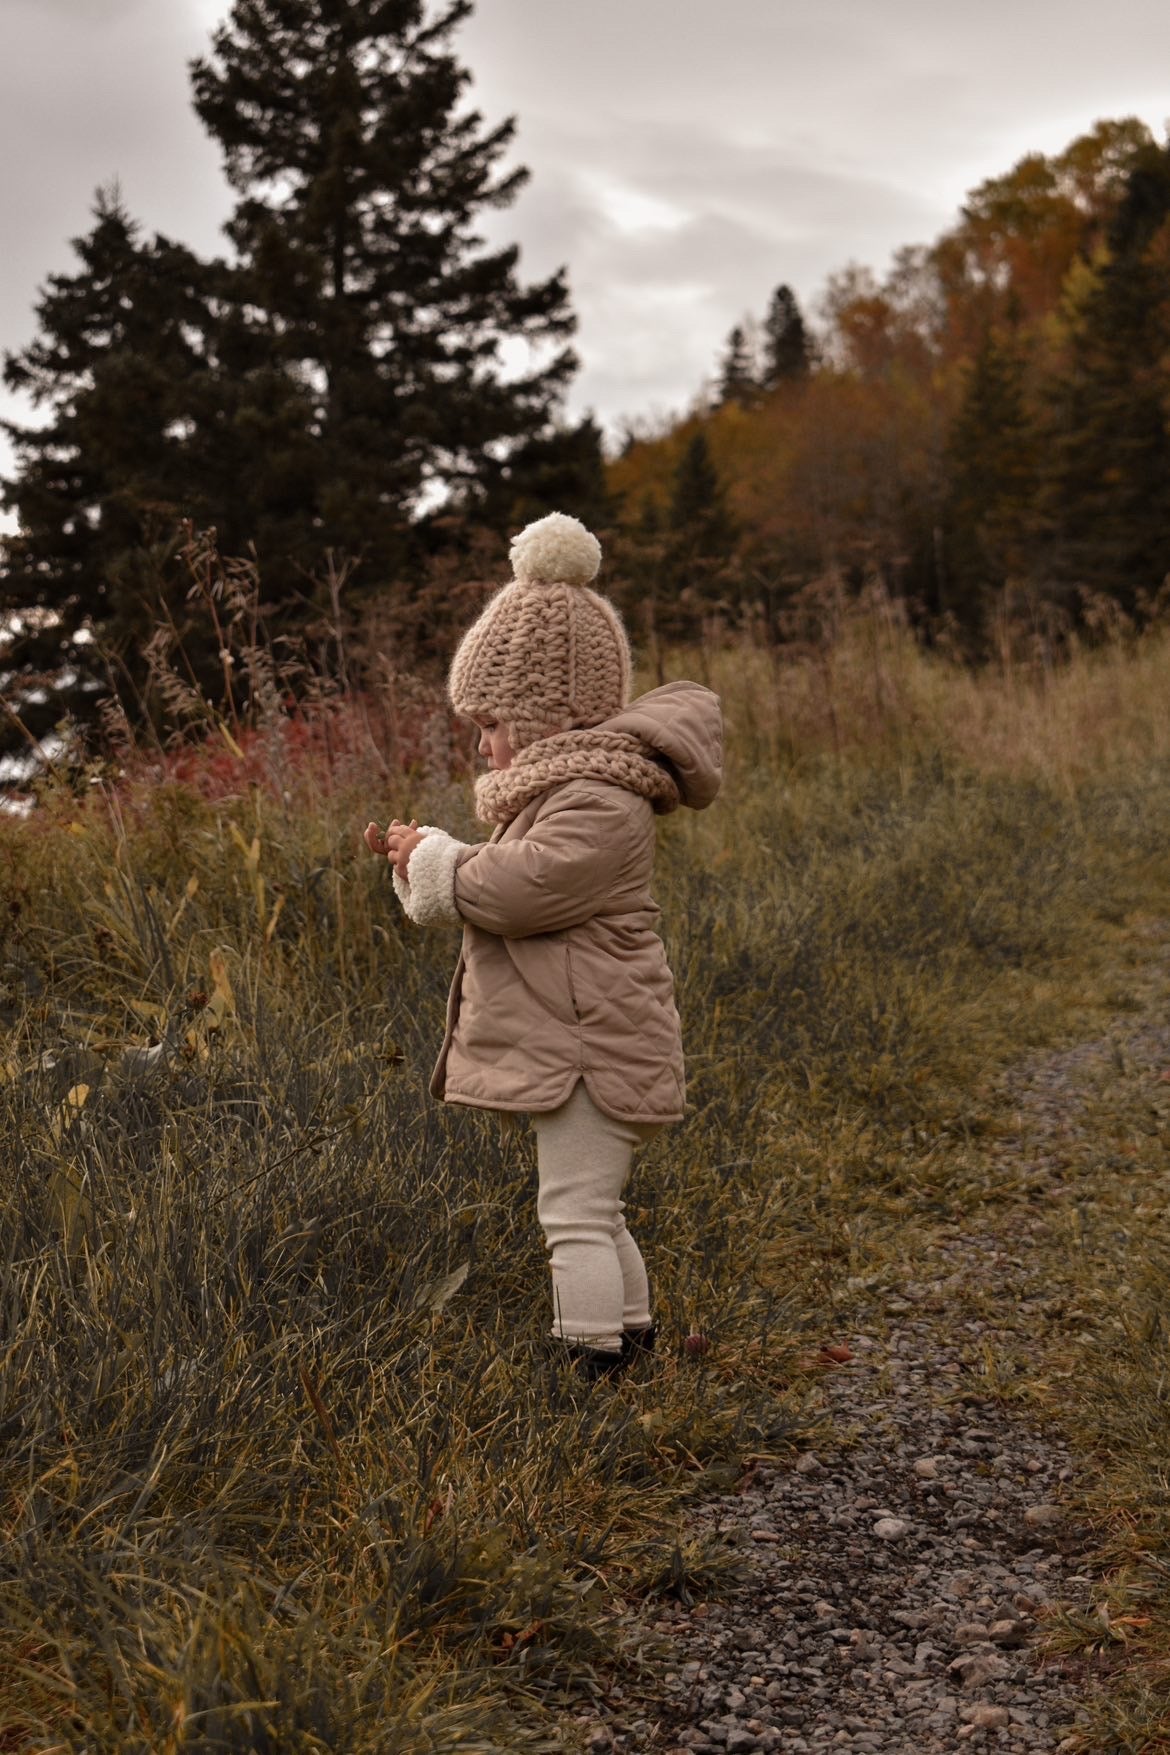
563, 1343, 627, 1382
620, 1321, 657, 1363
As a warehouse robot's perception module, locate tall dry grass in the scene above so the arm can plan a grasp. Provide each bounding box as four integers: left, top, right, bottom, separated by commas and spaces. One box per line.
1, 585, 1169, 1749
674, 581, 1170, 790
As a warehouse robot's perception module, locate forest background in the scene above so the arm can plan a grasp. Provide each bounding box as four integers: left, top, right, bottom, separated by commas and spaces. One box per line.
2, 0, 1170, 775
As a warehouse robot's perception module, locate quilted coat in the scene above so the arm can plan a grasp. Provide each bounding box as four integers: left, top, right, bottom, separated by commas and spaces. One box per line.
395, 681, 723, 1122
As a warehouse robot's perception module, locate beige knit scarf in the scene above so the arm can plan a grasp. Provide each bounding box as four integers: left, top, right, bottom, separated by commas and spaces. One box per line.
474, 729, 681, 826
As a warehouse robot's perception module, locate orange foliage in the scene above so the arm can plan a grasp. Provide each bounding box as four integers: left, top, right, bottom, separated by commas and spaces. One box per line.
605, 118, 1157, 618
931, 118, 1152, 356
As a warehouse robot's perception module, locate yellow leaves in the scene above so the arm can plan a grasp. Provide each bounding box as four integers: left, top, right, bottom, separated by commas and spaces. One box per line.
219, 721, 247, 761
50, 1082, 91, 1144
49, 1159, 91, 1256
228, 821, 259, 867
298, 1363, 342, 1466
205, 950, 235, 1030
184, 948, 236, 1062
49, 1083, 94, 1257
229, 821, 265, 929
36, 1451, 83, 1507
168, 874, 199, 937
228, 822, 283, 941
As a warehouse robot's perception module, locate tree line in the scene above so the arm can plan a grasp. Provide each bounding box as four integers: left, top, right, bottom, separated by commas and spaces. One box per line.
3, 2, 1169, 762
612, 118, 1170, 653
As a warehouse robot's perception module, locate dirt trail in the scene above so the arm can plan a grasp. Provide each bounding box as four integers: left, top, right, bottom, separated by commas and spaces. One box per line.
568, 922, 1170, 1754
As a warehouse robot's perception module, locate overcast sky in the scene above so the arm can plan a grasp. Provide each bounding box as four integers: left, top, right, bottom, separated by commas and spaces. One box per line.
1, 0, 1168, 476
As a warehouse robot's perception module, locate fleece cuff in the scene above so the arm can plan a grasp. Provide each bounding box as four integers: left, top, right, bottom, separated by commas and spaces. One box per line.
393, 828, 467, 927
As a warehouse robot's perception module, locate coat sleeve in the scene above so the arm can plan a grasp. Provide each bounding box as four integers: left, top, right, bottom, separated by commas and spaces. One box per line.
394, 828, 483, 927
453, 788, 644, 939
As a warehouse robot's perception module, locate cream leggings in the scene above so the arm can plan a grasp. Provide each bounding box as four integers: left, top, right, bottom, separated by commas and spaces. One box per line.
530, 1079, 662, 1353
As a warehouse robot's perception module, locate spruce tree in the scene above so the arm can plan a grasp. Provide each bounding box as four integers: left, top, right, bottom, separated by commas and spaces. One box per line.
664, 430, 735, 626
189, 0, 578, 595
717, 323, 757, 405
1, 189, 220, 751
1042, 138, 1170, 614
485, 415, 615, 534
669, 432, 728, 541
761, 283, 812, 388
943, 327, 1037, 630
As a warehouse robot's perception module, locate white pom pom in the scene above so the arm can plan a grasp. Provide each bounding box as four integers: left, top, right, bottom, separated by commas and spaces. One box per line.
509, 512, 601, 587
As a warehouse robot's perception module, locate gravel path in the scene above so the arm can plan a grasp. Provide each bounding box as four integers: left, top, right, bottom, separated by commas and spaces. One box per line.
584, 1250, 1093, 1755
569, 931, 1170, 1755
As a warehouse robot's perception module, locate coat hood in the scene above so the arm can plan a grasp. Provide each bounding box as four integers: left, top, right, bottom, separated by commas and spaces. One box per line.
604, 680, 723, 811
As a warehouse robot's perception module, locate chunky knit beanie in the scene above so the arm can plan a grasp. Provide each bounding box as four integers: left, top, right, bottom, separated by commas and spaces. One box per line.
448, 512, 631, 752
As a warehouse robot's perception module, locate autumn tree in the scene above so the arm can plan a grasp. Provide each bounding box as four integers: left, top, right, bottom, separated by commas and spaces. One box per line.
605, 118, 1170, 644
931, 119, 1152, 359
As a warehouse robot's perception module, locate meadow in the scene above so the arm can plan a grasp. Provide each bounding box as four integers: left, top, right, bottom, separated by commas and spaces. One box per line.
2, 592, 1169, 1751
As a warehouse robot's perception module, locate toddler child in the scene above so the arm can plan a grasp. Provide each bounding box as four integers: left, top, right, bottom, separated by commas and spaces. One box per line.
364, 512, 722, 1379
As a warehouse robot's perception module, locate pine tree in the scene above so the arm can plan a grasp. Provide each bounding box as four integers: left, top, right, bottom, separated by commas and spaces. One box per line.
1042, 138, 1170, 614
664, 430, 735, 627
189, 0, 578, 595
761, 283, 812, 388
1, 188, 221, 751
669, 432, 726, 539
717, 323, 757, 405
943, 327, 1038, 630
485, 415, 615, 534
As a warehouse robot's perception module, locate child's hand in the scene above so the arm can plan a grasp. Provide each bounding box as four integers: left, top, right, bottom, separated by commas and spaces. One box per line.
386, 820, 424, 879
364, 820, 393, 857
364, 818, 423, 880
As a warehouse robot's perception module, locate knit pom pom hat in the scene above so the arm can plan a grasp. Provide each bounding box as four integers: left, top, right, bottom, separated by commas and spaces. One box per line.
448, 512, 632, 752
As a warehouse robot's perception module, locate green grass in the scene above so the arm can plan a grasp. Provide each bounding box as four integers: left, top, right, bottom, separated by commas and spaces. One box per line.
2, 682, 1170, 1748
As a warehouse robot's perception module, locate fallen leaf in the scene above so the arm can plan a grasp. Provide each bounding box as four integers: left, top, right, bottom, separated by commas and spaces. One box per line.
414, 1262, 469, 1312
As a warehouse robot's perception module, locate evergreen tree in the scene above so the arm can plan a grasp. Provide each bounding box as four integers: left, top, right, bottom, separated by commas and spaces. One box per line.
761, 283, 812, 388
1, 189, 222, 750
484, 415, 615, 534
189, 0, 577, 595
664, 430, 735, 626
717, 323, 757, 405
669, 432, 732, 546
604, 490, 667, 676
943, 327, 1038, 630
1042, 138, 1170, 614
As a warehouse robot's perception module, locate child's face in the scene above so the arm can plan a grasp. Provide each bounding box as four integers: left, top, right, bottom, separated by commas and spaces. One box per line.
471, 716, 515, 771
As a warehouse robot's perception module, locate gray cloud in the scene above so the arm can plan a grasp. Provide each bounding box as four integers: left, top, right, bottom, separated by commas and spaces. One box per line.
457, 0, 1170, 426
0, 0, 227, 358
1, 0, 1168, 482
